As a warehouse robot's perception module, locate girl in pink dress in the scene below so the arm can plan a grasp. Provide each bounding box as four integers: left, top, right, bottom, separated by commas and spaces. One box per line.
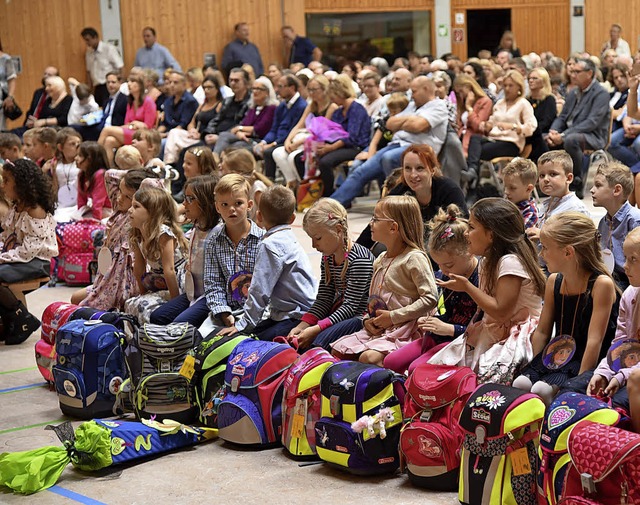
98, 73, 157, 165
330, 195, 438, 366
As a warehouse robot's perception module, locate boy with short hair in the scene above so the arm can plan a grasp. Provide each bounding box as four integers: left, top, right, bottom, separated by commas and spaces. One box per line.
202, 174, 265, 333
0, 133, 24, 161
21, 129, 36, 161
114, 145, 144, 170
219, 185, 317, 341
502, 157, 539, 229
526, 150, 590, 243
30, 127, 58, 168
590, 161, 640, 289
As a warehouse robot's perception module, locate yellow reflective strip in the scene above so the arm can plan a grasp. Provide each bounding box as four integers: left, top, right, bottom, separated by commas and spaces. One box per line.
317, 447, 350, 467
361, 384, 394, 414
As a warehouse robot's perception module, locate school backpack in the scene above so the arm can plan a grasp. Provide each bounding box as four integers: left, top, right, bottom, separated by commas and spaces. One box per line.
217, 339, 298, 447
399, 364, 477, 490
281, 348, 340, 457
192, 332, 253, 427
122, 322, 202, 423
54, 219, 106, 286
37, 302, 83, 383
458, 383, 546, 505
52, 319, 127, 419
560, 420, 640, 505
314, 361, 404, 475
538, 392, 622, 505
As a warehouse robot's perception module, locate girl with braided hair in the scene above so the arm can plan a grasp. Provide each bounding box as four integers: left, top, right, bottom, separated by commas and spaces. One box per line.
288, 197, 374, 350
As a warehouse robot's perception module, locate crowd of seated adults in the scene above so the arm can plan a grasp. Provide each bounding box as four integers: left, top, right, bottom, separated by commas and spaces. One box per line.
7, 24, 640, 223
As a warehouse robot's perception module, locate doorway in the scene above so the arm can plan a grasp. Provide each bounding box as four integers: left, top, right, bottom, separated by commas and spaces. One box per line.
466, 9, 511, 58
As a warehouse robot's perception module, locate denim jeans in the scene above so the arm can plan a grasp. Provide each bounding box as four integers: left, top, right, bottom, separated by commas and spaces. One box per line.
608, 127, 640, 167
330, 143, 404, 207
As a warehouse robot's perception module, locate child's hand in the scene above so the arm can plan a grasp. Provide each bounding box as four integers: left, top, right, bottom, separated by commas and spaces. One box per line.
220, 312, 235, 327
587, 373, 607, 396
355, 151, 370, 161
372, 310, 393, 331
436, 274, 469, 293
525, 226, 540, 242
364, 317, 384, 337
68, 77, 79, 87
297, 326, 321, 349
218, 325, 239, 336
418, 316, 451, 336
604, 377, 621, 397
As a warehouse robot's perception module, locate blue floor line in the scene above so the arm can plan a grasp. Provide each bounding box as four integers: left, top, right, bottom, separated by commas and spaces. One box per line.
48, 485, 109, 505
0, 382, 48, 394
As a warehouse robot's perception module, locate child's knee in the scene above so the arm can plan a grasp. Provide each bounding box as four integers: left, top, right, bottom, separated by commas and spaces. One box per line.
359, 350, 383, 366
70, 288, 86, 305
628, 369, 640, 394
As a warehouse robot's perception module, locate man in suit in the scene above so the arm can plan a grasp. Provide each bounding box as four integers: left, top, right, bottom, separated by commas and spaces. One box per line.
73, 71, 127, 141
546, 58, 611, 198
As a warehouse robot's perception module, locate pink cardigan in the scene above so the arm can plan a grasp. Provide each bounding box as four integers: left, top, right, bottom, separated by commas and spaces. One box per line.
458, 95, 493, 156
77, 169, 112, 220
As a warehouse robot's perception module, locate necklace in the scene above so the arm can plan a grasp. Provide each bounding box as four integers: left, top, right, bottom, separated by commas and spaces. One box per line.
375, 254, 397, 293
559, 276, 584, 338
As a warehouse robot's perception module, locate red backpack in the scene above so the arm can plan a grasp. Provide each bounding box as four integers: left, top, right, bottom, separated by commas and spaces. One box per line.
399, 364, 477, 490
560, 420, 640, 505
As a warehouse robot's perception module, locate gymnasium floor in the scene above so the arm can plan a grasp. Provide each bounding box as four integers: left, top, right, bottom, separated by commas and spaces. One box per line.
0, 186, 604, 505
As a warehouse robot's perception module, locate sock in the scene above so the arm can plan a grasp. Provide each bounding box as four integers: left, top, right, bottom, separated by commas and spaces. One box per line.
512, 375, 533, 392
531, 381, 556, 405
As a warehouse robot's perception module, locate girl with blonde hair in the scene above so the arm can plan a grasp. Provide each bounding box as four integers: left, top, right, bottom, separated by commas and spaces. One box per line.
331, 195, 438, 366
288, 197, 374, 350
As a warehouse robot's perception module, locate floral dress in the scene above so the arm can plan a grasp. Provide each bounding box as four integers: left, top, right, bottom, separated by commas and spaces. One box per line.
124, 224, 186, 324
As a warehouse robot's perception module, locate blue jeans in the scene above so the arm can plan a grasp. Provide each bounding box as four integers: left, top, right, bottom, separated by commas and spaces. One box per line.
254, 318, 300, 341
330, 143, 404, 207
150, 294, 211, 327
608, 127, 640, 167
313, 317, 364, 351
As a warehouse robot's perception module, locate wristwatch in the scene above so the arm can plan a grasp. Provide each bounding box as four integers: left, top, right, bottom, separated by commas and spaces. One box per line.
238, 126, 244, 132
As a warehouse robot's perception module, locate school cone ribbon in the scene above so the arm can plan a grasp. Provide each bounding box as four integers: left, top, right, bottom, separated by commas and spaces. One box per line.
0, 418, 217, 494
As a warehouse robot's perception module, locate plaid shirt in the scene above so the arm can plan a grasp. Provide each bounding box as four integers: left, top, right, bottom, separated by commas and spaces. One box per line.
203, 220, 264, 316
517, 198, 540, 230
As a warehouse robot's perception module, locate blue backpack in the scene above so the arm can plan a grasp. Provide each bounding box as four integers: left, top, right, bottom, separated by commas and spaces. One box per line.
52, 320, 126, 419
217, 339, 298, 447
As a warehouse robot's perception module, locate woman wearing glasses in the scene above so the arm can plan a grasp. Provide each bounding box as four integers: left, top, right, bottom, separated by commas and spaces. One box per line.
163, 77, 224, 165
272, 75, 338, 188
213, 76, 278, 154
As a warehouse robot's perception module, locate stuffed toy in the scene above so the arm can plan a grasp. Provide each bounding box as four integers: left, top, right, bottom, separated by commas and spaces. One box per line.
351, 407, 395, 439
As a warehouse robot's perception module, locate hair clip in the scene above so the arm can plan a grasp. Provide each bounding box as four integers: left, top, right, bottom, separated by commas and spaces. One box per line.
447, 214, 457, 222
191, 148, 203, 157
439, 226, 455, 241
595, 231, 602, 243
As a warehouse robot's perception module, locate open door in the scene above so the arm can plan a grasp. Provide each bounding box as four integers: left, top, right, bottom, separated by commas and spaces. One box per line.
466, 9, 511, 58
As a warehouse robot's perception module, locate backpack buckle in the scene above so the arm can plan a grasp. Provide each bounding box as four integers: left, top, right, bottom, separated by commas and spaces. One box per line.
419, 408, 433, 422
231, 376, 240, 393
580, 473, 596, 494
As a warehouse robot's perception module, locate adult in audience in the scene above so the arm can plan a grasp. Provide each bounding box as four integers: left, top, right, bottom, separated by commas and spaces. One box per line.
73, 71, 127, 141
356, 72, 384, 118
312, 75, 370, 195
493, 30, 521, 58
331, 76, 448, 208
254, 74, 307, 181
186, 67, 205, 105
21, 67, 59, 130
271, 75, 337, 186
30, 76, 73, 129
164, 77, 223, 165
462, 60, 496, 102
453, 74, 493, 157
143, 69, 165, 109
281, 26, 322, 67
547, 58, 611, 197
267, 63, 283, 88
221, 22, 264, 76
203, 67, 251, 149
214, 75, 278, 154
466, 70, 537, 179
527, 67, 557, 162
0, 39, 18, 131
203, 66, 232, 99
609, 63, 630, 131
158, 71, 199, 139
98, 73, 157, 165
602, 24, 631, 58
81, 27, 123, 106
133, 27, 181, 81
357, 144, 467, 250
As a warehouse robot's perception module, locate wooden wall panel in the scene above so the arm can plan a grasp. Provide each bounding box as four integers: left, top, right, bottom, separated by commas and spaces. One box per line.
585, 1, 639, 57
0, 0, 101, 128
119, 0, 289, 77
305, 0, 434, 13
450, 0, 570, 61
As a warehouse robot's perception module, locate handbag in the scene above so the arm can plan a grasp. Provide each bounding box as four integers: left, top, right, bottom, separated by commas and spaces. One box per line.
3, 97, 22, 121
296, 178, 324, 212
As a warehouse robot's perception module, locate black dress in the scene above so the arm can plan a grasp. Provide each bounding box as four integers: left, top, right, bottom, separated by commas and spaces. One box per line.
527, 95, 557, 162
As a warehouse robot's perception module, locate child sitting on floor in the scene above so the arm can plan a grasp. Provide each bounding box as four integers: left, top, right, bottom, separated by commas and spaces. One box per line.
331, 195, 438, 367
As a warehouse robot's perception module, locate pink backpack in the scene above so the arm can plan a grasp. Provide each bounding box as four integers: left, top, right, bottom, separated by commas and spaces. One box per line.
55, 220, 105, 286
281, 347, 339, 457
560, 420, 640, 505
400, 364, 477, 490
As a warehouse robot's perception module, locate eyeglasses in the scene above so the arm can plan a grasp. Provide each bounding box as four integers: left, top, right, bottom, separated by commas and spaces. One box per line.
307, 87, 322, 93
184, 195, 197, 204
252, 87, 267, 92
370, 216, 396, 224
570, 69, 589, 74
